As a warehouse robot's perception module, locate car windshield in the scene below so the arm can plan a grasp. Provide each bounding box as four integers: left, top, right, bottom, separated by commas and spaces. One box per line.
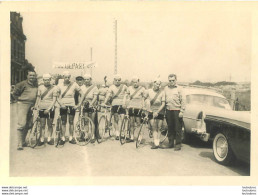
186, 94, 232, 110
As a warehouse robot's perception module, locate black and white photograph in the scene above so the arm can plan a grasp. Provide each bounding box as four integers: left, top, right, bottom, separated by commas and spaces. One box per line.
1, 1, 257, 187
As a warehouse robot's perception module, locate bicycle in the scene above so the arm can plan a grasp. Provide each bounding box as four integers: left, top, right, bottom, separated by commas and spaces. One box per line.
97, 104, 113, 143
54, 108, 63, 148
136, 111, 168, 148
74, 102, 95, 146
26, 109, 43, 149
119, 109, 131, 145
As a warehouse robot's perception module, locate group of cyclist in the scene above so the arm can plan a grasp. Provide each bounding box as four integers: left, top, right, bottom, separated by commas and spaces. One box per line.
12, 70, 185, 151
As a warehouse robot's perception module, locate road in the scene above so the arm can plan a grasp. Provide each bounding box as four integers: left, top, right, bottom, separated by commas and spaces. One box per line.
9, 103, 250, 177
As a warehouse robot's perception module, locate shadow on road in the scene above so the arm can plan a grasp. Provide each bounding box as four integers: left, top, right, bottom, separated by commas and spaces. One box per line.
184, 135, 212, 149
228, 161, 250, 176
199, 151, 250, 176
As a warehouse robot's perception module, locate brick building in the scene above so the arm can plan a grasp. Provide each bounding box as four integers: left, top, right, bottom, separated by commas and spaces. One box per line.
10, 12, 34, 85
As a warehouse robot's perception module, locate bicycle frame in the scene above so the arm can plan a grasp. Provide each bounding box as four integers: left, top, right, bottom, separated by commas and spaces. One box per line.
74, 102, 95, 145
136, 111, 168, 148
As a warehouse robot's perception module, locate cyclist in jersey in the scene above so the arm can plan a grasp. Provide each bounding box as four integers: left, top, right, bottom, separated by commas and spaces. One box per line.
125, 76, 145, 142
76, 74, 99, 143
34, 74, 58, 146
145, 78, 165, 149
103, 74, 127, 140
57, 71, 82, 145
98, 76, 109, 107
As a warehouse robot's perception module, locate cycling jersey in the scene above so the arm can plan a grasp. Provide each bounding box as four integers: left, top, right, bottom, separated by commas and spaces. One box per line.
58, 82, 81, 107
98, 87, 109, 104
37, 84, 58, 110
126, 86, 145, 109
83, 84, 99, 103
145, 88, 165, 114
107, 84, 127, 106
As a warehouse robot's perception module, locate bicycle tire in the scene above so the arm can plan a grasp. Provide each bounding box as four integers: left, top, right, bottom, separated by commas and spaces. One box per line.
97, 115, 107, 143
55, 118, 63, 148
81, 116, 94, 145
108, 115, 115, 137
160, 122, 168, 144
119, 117, 128, 145
136, 121, 146, 148
28, 119, 40, 148
74, 119, 85, 146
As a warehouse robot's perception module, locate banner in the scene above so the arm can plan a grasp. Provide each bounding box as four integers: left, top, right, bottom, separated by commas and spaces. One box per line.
52, 61, 97, 69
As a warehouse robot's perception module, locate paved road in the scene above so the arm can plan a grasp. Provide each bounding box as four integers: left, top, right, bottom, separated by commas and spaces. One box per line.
10, 103, 250, 177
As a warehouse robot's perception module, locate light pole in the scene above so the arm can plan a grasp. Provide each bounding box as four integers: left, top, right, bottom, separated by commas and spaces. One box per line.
114, 19, 117, 75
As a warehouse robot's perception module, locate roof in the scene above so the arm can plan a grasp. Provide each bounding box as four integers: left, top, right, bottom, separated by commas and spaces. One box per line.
182, 87, 226, 99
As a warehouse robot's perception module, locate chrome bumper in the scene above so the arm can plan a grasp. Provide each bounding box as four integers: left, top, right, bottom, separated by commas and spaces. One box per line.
191, 128, 210, 142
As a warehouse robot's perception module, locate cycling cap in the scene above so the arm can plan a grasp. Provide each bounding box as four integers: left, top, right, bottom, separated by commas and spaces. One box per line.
42, 73, 51, 79
114, 74, 122, 80
132, 76, 139, 82
63, 71, 71, 76
154, 77, 161, 84
76, 76, 84, 80
83, 74, 92, 79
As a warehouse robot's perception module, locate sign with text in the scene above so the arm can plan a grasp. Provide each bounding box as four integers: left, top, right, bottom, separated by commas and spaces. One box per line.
52, 61, 96, 69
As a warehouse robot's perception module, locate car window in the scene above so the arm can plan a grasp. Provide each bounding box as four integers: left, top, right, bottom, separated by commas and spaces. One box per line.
186, 94, 231, 110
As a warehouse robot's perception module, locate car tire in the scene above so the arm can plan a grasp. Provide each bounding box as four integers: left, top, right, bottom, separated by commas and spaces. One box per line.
213, 132, 235, 166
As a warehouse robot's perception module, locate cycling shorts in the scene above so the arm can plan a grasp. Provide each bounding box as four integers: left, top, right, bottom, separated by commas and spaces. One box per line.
128, 108, 142, 117
111, 105, 126, 115
148, 113, 164, 120
39, 109, 55, 119
60, 106, 76, 116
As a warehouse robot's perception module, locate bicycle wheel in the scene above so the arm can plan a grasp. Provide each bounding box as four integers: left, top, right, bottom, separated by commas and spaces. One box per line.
55, 118, 63, 148
160, 120, 168, 144
119, 117, 128, 145
136, 121, 147, 148
108, 115, 115, 137
97, 115, 108, 143
28, 119, 40, 148
74, 118, 85, 146
81, 116, 94, 145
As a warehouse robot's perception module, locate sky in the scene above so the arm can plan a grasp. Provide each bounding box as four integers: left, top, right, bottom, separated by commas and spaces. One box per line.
21, 11, 251, 83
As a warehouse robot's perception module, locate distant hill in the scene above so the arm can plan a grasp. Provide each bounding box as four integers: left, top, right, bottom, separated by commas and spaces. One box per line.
190, 80, 237, 87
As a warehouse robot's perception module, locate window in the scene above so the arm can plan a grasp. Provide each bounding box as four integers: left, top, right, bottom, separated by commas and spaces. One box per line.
186, 94, 231, 110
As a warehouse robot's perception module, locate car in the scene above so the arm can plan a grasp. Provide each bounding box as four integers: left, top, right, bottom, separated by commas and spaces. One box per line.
181, 86, 250, 166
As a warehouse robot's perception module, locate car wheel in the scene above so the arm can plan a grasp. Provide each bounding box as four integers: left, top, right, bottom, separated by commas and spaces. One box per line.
213, 132, 235, 166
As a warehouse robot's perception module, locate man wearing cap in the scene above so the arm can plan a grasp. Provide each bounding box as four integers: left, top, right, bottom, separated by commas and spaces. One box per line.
12, 70, 38, 150
125, 76, 145, 142
103, 74, 127, 140
34, 74, 58, 145
145, 78, 165, 149
164, 74, 185, 151
57, 71, 82, 145
74, 76, 85, 105
76, 74, 99, 143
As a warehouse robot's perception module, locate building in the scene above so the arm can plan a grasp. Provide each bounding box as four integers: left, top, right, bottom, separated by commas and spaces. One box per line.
10, 12, 34, 85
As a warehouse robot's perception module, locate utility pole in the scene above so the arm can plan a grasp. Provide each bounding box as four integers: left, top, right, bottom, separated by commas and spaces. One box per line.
114, 19, 117, 75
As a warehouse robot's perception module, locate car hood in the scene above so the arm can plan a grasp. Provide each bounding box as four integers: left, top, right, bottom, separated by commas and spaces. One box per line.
202, 106, 251, 130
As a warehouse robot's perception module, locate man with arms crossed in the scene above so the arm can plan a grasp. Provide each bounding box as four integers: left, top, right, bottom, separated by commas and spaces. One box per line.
103, 74, 127, 140
12, 70, 38, 150
34, 73, 58, 146
164, 74, 185, 151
